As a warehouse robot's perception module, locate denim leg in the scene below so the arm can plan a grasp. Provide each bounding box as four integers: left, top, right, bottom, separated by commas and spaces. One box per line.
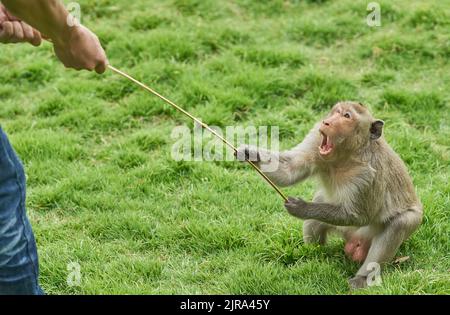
0, 127, 44, 295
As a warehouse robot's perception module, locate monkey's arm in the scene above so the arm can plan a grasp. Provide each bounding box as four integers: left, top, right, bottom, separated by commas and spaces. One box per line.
258, 149, 314, 187
236, 126, 320, 187
284, 197, 368, 226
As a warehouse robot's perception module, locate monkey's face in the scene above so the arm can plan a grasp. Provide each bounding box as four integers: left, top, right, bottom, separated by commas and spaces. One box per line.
319, 102, 373, 157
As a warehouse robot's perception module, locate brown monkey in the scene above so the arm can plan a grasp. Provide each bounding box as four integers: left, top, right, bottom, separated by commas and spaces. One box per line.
236, 101, 422, 289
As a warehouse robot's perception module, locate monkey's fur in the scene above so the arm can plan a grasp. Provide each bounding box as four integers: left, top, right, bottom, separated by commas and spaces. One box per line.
237, 101, 422, 289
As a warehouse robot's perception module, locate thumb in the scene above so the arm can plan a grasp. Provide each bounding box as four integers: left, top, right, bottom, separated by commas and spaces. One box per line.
30, 29, 42, 46
95, 58, 109, 74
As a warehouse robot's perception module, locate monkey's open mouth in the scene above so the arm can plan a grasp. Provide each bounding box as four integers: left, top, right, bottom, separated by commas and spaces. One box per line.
319, 131, 334, 156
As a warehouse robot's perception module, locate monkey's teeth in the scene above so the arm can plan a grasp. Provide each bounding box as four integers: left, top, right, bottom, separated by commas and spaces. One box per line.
319, 142, 333, 156
319, 133, 333, 156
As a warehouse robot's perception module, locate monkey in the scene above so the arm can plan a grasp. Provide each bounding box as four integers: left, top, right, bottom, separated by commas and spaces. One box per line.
236, 101, 423, 289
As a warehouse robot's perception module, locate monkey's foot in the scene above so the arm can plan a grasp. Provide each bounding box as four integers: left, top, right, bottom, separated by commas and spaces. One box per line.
344, 237, 371, 263
348, 276, 368, 289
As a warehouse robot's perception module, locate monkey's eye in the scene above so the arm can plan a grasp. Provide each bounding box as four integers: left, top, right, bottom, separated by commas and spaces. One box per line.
344, 112, 351, 119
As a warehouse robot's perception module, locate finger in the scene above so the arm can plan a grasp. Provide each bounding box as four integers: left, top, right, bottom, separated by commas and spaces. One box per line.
12, 21, 24, 42
285, 205, 296, 213
61, 59, 81, 71
245, 148, 255, 161
0, 11, 7, 24
235, 149, 242, 160
94, 48, 108, 74
76, 60, 95, 72
95, 59, 107, 74
30, 29, 42, 46
21, 21, 34, 41
284, 201, 294, 208
0, 21, 13, 42
71, 61, 84, 71
71, 65, 83, 71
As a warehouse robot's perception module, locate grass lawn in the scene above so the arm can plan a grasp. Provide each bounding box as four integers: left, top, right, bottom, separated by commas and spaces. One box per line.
0, 0, 448, 294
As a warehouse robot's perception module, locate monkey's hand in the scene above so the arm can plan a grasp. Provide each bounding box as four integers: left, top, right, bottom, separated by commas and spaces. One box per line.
284, 196, 308, 219
235, 145, 261, 163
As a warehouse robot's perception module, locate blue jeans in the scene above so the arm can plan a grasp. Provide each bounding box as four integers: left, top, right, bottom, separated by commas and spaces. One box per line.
0, 127, 44, 295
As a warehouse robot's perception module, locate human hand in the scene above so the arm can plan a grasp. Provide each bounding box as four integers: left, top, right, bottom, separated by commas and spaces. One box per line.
52, 24, 108, 74
0, 4, 42, 46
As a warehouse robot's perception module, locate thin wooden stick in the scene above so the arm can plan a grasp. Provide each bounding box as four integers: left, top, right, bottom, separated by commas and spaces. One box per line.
107, 65, 288, 202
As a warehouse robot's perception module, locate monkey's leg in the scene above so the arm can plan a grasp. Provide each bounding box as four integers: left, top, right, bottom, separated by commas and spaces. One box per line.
302, 193, 335, 244
302, 220, 334, 245
349, 210, 422, 289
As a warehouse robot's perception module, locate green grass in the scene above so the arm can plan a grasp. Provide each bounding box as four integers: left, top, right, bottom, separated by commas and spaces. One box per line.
1, 0, 449, 294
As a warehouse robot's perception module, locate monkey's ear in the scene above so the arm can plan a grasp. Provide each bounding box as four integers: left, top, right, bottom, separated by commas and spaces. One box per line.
370, 120, 384, 140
